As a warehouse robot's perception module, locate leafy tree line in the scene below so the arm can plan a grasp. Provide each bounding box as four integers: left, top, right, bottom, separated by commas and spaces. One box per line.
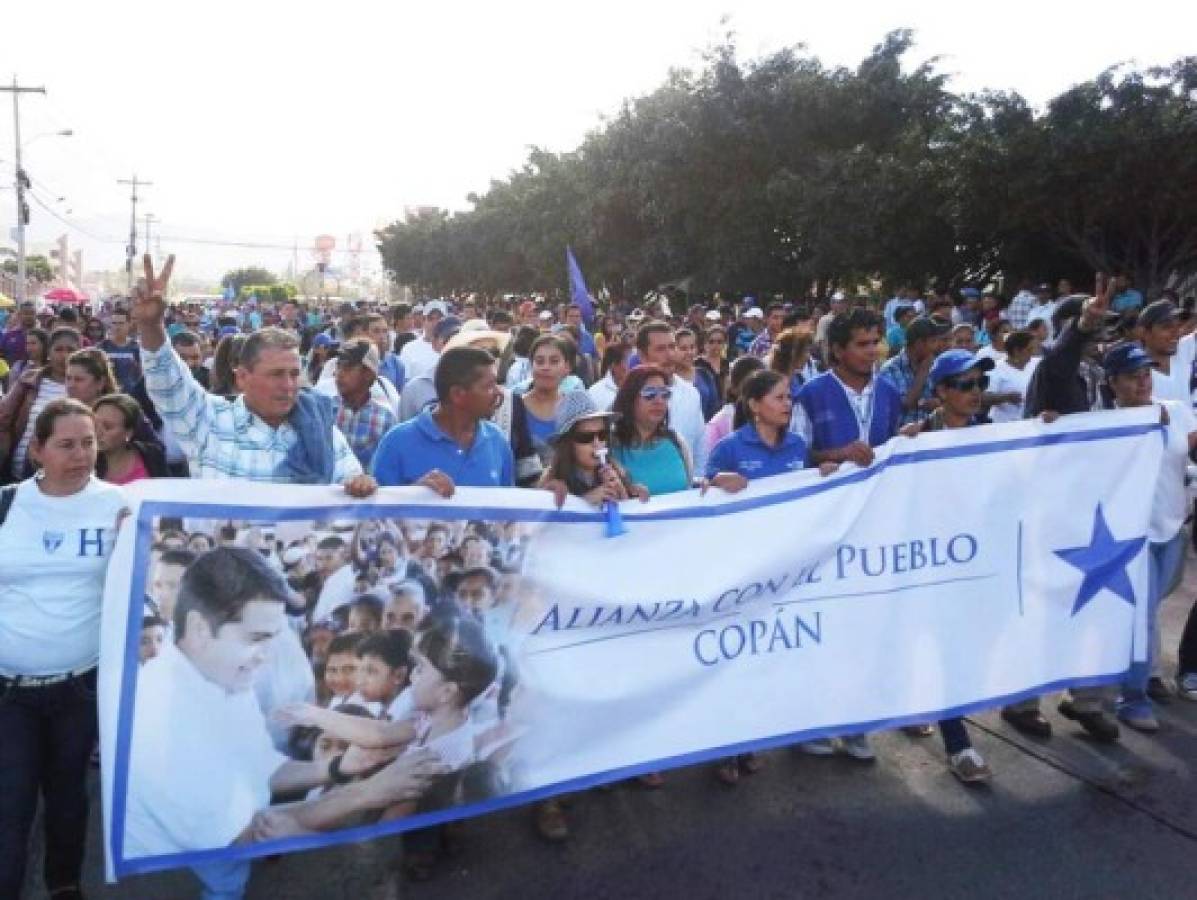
376, 31, 1197, 301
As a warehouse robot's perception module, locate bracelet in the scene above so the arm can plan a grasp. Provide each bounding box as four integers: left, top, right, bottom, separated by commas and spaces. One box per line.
329, 753, 352, 785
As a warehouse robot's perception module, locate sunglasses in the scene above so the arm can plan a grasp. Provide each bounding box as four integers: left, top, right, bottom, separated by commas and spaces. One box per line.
640, 387, 672, 401
569, 429, 609, 445
944, 375, 989, 392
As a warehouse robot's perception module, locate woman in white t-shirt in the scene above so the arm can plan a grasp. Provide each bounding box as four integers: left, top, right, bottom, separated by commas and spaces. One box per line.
1103, 343, 1197, 733
0, 397, 127, 899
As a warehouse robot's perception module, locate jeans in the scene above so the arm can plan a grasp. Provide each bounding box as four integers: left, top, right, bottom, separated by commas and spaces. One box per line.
1119, 533, 1185, 716
192, 859, 251, 900
937, 717, 971, 756
0, 668, 98, 898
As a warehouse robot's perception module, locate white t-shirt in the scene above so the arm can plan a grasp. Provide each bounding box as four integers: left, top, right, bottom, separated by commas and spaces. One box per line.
1150, 399, 1195, 542
398, 338, 440, 382
0, 476, 126, 676
667, 375, 706, 475
312, 562, 357, 622
987, 359, 1034, 424
1026, 302, 1057, 339
1150, 333, 1196, 412
125, 642, 288, 857
587, 373, 618, 411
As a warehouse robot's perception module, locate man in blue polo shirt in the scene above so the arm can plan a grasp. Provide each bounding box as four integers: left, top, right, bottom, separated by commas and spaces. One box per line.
371, 346, 514, 492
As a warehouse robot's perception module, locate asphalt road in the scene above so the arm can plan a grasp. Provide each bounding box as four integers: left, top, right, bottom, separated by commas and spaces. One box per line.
23, 552, 1197, 900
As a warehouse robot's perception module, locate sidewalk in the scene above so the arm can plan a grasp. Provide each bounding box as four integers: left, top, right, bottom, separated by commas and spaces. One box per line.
28, 554, 1197, 899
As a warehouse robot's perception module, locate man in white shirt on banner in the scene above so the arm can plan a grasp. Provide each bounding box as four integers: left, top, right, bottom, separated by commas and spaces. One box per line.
984, 330, 1038, 423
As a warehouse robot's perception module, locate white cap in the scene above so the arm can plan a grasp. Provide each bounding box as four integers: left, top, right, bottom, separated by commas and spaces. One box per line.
424, 300, 449, 317
831, 291, 846, 301
704, 309, 722, 321
538, 310, 553, 320
743, 307, 764, 319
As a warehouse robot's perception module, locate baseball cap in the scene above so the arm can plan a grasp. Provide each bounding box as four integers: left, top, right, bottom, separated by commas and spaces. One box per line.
929, 349, 995, 388
538, 310, 554, 321
1102, 342, 1152, 376
905, 316, 951, 342
1137, 299, 1178, 329
704, 308, 723, 321
743, 307, 764, 319
336, 338, 380, 373
1035, 282, 1053, 293
219, 324, 239, 339
311, 332, 335, 349
960, 287, 982, 299
627, 308, 646, 322
424, 300, 449, 318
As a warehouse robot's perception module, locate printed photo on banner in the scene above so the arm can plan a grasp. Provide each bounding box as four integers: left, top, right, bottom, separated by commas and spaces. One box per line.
120, 511, 548, 863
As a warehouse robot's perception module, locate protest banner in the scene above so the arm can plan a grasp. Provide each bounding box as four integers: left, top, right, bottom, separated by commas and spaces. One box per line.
100, 408, 1161, 880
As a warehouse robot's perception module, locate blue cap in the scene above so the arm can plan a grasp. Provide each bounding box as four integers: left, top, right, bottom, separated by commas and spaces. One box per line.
219, 325, 239, 338
960, 287, 982, 299
311, 332, 334, 349
928, 349, 995, 388
1102, 342, 1151, 376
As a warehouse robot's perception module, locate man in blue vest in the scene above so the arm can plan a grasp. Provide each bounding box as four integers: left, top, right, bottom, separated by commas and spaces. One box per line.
792, 308, 903, 760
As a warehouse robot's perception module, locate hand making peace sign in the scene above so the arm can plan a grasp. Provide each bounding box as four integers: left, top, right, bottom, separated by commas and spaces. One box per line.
131, 253, 176, 349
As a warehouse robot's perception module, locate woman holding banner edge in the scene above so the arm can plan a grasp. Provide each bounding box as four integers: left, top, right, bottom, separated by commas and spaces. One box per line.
0, 398, 128, 899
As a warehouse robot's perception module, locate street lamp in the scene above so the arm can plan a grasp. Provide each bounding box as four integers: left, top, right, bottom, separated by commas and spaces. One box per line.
11, 123, 71, 303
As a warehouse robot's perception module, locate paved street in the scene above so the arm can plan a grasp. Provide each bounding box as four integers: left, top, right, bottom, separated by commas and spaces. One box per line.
25, 552, 1197, 900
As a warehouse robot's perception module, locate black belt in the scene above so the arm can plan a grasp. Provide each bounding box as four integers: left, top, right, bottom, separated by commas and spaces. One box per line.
0, 665, 96, 689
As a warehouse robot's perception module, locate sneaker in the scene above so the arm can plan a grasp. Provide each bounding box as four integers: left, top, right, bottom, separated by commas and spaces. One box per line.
948, 748, 992, 784
1118, 707, 1160, 733
1146, 677, 1173, 703
840, 733, 875, 761
797, 738, 837, 756
1001, 707, 1053, 738
1178, 673, 1197, 701
1058, 700, 1120, 742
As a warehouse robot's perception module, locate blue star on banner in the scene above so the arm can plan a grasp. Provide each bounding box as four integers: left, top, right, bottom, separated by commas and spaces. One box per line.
1053, 505, 1147, 616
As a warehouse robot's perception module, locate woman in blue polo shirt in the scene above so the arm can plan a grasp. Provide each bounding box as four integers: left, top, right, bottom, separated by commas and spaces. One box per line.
706, 370, 838, 489
703, 370, 838, 785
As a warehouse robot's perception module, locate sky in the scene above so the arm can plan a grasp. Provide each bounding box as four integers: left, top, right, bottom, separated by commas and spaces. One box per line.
4, 0, 1195, 285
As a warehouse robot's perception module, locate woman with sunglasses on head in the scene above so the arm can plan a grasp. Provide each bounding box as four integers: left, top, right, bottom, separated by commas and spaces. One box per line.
897, 349, 995, 784
609, 365, 692, 498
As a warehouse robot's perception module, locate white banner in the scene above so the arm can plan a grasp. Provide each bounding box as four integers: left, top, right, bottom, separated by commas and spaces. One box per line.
100, 409, 1161, 880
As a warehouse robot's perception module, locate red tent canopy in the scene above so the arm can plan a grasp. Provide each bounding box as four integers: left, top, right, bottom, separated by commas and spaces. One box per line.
43, 287, 90, 304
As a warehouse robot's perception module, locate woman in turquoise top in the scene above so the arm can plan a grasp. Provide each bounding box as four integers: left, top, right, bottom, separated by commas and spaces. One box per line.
609, 365, 691, 496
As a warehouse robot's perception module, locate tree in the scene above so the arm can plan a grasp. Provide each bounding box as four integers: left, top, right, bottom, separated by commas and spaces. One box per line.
220, 267, 277, 295
2, 255, 54, 283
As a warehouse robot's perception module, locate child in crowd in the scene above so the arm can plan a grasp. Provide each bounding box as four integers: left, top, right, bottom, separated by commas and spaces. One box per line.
138, 615, 167, 664
323, 633, 363, 707
355, 630, 414, 719
346, 594, 384, 633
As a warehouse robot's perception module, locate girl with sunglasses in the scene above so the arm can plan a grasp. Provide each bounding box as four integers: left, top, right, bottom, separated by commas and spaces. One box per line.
541, 392, 645, 508
609, 365, 692, 498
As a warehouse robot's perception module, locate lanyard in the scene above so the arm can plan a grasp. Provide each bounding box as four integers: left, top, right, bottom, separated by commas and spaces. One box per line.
831, 370, 876, 443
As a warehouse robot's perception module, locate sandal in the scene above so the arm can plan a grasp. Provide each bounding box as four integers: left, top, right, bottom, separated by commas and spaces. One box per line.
715, 760, 740, 786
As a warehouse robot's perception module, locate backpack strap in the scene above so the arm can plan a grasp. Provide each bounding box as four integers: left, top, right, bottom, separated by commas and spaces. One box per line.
0, 484, 16, 529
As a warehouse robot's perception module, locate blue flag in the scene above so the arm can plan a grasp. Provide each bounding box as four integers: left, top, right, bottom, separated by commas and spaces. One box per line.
566, 246, 595, 325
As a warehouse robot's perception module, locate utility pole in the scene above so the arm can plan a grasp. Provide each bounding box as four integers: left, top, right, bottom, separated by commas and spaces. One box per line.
144, 213, 156, 262
2, 78, 46, 305
117, 175, 152, 291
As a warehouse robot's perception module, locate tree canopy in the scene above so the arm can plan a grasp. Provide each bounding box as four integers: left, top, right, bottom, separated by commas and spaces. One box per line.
220, 267, 277, 295
376, 32, 1197, 301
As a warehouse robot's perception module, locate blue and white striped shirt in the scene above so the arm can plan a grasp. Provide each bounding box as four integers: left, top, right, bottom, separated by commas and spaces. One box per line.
140, 344, 362, 483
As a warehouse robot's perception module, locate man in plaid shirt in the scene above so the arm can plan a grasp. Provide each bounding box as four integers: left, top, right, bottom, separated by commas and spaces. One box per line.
878, 316, 951, 425
133, 255, 375, 494
331, 339, 398, 468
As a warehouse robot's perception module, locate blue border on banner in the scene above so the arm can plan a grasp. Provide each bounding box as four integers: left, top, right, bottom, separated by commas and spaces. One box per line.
108, 421, 1156, 878
113, 669, 1127, 878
